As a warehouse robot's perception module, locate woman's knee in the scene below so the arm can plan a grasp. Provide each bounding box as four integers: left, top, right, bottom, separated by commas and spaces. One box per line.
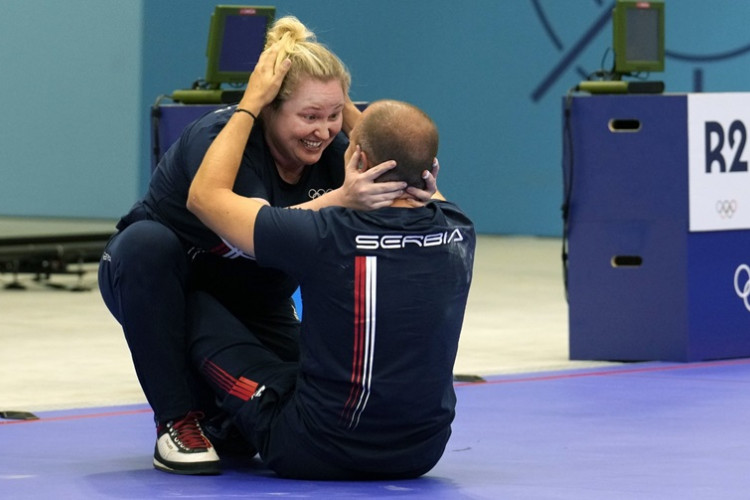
106, 221, 186, 273
99, 221, 189, 316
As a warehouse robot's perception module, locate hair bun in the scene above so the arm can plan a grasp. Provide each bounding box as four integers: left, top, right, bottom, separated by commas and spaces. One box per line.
265, 16, 315, 48
261, 15, 351, 103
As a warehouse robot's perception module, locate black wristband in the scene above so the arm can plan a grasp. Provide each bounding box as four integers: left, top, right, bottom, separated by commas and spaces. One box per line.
235, 108, 258, 120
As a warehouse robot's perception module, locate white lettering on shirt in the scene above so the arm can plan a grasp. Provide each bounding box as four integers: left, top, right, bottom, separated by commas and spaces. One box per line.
355, 228, 464, 250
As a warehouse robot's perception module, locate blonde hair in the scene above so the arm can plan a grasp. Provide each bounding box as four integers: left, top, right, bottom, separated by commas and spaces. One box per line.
264, 16, 350, 105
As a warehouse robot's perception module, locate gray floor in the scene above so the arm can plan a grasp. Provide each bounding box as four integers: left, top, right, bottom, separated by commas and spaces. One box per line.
0, 216, 117, 239
0, 233, 615, 413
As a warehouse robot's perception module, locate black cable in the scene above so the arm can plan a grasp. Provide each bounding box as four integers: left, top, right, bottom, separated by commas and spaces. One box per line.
600, 47, 613, 74
150, 94, 173, 171
561, 87, 577, 301
561, 48, 616, 299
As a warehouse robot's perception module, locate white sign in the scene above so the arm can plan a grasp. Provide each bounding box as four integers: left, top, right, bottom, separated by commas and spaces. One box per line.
688, 93, 750, 232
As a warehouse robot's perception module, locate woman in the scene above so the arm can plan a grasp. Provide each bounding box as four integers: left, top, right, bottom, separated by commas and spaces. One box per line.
98, 16, 435, 475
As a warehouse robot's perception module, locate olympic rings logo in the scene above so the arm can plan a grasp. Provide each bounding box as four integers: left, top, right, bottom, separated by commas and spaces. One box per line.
734, 264, 750, 312
716, 199, 738, 219
308, 188, 333, 199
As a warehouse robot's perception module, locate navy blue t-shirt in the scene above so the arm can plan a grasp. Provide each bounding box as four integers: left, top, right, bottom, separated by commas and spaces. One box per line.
118, 105, 348, 300
254, 201, 476, 473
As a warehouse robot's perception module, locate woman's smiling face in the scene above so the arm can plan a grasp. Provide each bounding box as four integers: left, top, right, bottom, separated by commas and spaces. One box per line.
264, 78, 345, 174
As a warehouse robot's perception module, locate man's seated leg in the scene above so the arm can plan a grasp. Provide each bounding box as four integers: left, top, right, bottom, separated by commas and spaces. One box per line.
186, 291, 298, 459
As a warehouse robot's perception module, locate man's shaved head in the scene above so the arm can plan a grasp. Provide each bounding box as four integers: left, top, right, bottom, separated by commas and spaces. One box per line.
352, 100, 439, 189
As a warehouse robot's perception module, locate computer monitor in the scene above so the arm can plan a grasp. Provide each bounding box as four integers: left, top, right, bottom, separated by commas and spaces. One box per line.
612, 0, 665, 75
204, 5, 276, 88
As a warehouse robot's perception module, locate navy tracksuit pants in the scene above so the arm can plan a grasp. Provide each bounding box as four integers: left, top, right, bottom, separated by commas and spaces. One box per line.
98, 219, 299, 424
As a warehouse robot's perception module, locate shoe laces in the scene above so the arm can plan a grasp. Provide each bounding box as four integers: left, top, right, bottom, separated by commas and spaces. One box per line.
168, 411, 211, 451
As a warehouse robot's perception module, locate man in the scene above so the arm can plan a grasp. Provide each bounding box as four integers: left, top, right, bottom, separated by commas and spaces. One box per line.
186, 46, 475, 479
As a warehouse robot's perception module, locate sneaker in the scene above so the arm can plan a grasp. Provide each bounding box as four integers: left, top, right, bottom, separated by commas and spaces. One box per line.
153, 411, 221, 475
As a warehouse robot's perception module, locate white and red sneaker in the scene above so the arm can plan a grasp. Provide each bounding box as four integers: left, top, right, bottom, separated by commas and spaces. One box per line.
153, 411, 220, 475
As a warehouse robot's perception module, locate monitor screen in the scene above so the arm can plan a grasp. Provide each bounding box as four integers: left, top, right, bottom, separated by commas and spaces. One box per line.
625, 8, 660, 62
204, 6, 276, 87
612, 0, 664, 74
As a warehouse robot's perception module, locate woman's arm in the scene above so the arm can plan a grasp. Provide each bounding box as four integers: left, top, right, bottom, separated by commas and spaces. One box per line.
188, 43, 291, 257
293, 146, 406, 211
293, 152, 442, 211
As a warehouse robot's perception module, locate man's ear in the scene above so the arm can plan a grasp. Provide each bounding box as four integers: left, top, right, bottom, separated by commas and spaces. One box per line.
359, 150, 370, 172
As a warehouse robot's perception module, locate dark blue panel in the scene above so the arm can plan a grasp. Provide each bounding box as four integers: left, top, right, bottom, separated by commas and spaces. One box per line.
566, 94, 689, 224
565, 94, 750, 361
687, 230, 750, 360
152, 104, 221, 172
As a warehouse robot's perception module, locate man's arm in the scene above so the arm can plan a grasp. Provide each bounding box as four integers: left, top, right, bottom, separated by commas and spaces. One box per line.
187, 43, 291, 257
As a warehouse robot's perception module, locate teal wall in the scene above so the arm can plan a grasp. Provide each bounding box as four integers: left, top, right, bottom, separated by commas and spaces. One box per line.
3, 1, 750, 235
0, 1, 141, 219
